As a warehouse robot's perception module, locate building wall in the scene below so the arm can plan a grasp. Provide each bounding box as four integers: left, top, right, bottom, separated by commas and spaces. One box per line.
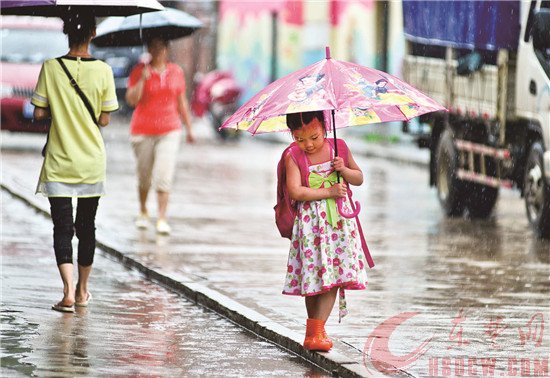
330, 0, 379, 68
387, 0, 405, 77
217, 0, 405, 106
217, 1, 284, 102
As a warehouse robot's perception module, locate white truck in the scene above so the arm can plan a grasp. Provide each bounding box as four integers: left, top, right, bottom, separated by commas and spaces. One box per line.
401, 0, 550, 238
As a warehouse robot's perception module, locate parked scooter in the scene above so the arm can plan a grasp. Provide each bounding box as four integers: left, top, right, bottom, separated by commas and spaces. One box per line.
192, 70, 242, 141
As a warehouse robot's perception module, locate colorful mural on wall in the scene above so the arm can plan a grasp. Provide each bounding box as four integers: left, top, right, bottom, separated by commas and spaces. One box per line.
217, 2, 280, 102
216, 0, 405, 104
330, 0, 378, 68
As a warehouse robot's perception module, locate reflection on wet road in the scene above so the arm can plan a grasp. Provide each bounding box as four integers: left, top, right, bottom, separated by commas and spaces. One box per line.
1, 123, 549, 377
1, 194, 329, 377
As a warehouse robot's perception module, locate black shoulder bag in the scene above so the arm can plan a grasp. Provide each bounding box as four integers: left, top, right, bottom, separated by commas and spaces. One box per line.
41, 57, 99, 156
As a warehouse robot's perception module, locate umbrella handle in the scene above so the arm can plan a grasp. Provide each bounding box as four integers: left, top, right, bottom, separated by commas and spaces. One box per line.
336, 197, 361, 219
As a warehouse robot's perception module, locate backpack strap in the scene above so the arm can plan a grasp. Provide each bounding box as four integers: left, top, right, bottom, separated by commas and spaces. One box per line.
349, 198, 375, 268
289, 139, 349, 187
287, 142, 309, 187
336, 139, 349, 164
326, 138, 349, 164
328, 138, 375, 268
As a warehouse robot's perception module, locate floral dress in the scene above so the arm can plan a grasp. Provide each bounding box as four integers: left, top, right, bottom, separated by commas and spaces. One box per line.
282, 159, 368, 321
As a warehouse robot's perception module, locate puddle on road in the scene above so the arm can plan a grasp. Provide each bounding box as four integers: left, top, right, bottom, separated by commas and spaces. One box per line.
1, 193, 329, 377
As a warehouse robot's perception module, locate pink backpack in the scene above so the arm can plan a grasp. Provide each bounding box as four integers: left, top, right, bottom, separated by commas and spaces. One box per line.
274, 141, 306, 239
274, 138, 375, 268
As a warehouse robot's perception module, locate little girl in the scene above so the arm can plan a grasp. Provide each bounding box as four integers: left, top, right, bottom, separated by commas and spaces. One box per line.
282, 110, 369, 352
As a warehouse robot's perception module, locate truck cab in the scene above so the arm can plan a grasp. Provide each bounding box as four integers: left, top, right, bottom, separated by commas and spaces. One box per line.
402, 0, 550, 239
516, 1, 550, 238
516, 1, 550, 125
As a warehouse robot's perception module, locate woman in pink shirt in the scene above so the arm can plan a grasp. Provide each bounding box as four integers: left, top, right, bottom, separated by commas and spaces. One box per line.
126, 37, 194, 234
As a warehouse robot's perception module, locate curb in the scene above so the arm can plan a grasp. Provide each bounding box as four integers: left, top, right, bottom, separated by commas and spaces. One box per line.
1, 176, 376, 378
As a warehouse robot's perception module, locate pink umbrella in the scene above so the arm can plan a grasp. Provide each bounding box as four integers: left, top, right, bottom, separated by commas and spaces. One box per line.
221, 47, 446, 217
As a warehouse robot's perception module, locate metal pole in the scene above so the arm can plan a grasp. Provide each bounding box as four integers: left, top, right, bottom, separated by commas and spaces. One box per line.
332, 109, 340, 182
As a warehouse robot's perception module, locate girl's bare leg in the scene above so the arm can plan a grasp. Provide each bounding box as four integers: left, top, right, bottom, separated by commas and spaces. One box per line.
305, 287, 338, 321
305, 295, 318, 318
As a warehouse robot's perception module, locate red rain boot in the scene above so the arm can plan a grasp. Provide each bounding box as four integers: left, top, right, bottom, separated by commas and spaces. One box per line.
321, 320, 333, 349
303, 318, 332, 352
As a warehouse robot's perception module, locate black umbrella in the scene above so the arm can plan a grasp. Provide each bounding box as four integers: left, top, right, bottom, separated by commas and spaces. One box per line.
92, 7, 203, 47
0, 0, 164, 17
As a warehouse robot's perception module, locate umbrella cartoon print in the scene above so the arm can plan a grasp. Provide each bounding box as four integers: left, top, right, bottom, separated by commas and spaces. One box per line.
221, 47, 446, 218
222, 47, 445, 135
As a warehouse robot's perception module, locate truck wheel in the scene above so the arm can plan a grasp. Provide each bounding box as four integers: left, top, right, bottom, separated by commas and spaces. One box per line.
524, 141, 550, 239
436, 129, 467, 216
466, 183, 499, 219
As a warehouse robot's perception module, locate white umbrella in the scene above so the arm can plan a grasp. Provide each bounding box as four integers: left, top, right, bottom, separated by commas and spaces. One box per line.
93, 7, 203, 47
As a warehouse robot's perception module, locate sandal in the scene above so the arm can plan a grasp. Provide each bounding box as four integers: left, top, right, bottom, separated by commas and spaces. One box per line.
52, 302, 75, 313
75, 292, 92, 307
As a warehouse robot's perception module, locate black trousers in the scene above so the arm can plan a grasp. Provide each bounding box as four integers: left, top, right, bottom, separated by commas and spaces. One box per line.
48, 197, 99, 266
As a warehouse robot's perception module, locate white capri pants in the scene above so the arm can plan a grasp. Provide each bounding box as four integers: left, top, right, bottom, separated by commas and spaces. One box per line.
130, 129, 182, 193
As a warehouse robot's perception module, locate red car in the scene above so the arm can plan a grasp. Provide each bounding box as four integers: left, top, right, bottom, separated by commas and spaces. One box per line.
1, 16, 67, 133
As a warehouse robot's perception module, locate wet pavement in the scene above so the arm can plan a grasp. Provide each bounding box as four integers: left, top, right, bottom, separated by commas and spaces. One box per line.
1, 191, 331, 377
2, 116, 549, 377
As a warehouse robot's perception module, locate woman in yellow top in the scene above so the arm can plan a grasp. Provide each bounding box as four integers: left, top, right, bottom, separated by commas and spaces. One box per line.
32, 13, 118, 313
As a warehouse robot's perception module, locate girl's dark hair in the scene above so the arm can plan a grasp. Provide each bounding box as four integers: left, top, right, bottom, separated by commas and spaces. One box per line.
62, 13, 96, 47
286, 111, 325, 131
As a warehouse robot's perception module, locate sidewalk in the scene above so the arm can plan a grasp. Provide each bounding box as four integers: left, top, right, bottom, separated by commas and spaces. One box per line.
1, 119, 429, 377
1, 190, 331, 377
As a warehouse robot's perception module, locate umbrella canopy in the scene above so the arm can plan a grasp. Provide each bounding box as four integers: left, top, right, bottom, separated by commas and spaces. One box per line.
0, 0, 164, 17
92, 7, 203, 47
221, 47, 446, 135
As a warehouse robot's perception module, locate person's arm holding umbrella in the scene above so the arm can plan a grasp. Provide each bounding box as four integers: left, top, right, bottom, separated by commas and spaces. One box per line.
125, 64, 150, 107
332, 154, 363, 186
286, 155, 348, 202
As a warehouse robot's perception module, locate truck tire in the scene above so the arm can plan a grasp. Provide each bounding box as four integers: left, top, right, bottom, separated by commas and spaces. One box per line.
435, 129, 467, 216
466, 183, 499, 219
524, 141, 550, 239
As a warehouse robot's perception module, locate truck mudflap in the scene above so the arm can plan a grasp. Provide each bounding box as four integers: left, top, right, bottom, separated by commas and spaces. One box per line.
454, 139, 513, 188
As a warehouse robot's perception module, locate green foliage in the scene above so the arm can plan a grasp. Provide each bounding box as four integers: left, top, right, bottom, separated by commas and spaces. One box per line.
362, 133, 400, 144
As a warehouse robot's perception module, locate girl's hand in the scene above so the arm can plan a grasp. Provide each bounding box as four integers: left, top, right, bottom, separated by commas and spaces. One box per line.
186, 131, 195, 144
332, 156, 346, 172
329, 182, 347, 199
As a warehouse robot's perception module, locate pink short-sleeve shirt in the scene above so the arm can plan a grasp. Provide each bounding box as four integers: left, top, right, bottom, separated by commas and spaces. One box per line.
128, 62, 185, 135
